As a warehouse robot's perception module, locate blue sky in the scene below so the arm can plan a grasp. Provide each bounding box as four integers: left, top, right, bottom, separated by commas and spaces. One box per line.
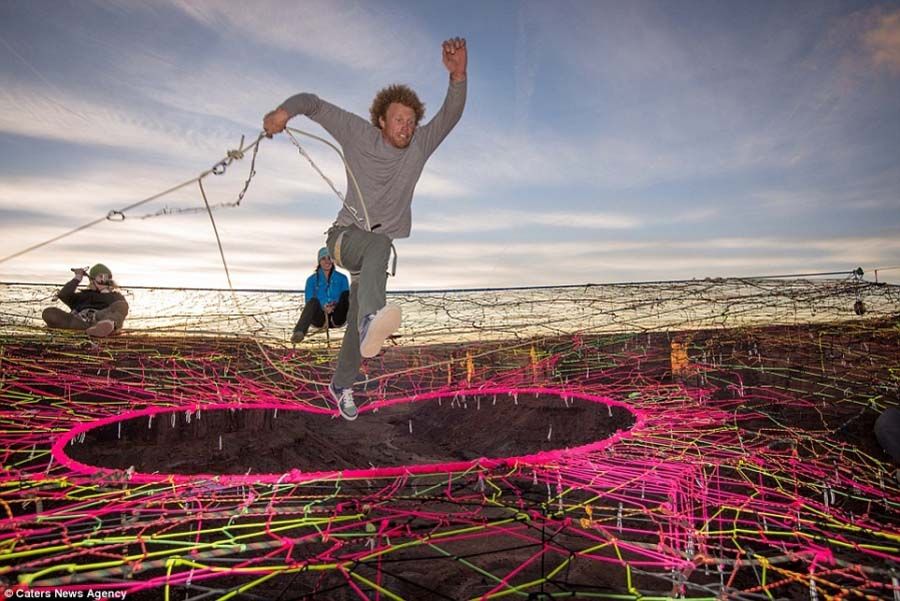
2, 0, 899, 290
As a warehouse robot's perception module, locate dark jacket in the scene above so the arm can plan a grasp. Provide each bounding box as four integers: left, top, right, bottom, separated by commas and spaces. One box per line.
57, 278, 127, 313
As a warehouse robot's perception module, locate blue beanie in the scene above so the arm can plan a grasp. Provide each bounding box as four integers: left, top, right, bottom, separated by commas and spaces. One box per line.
318, 247, 331, 260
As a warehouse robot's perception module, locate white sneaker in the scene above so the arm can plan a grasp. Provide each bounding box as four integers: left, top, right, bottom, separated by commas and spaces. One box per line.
359, 305, 401, 358
86, 319, 115, 338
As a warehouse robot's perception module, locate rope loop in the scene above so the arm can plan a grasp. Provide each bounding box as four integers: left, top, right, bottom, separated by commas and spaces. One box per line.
285, 127, 371, 231
106, 210, 126, 221
213, 137, 248, 176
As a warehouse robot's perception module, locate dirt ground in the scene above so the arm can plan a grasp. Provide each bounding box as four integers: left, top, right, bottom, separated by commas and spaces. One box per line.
66, 391, 635, 477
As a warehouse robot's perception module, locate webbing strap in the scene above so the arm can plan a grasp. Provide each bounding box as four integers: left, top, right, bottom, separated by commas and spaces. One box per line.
333, 230, 361, 281
333, 229, 398, 278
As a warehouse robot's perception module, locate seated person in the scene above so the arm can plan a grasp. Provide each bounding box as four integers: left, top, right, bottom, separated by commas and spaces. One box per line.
291, 247, 350, 343
42, 263, 129, 337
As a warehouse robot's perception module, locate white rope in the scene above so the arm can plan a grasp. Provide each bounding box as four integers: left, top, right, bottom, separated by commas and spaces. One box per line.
285, 127, 371, 232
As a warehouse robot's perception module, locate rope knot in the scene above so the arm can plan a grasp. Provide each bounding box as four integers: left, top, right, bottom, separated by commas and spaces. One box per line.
227, 149, 244, 161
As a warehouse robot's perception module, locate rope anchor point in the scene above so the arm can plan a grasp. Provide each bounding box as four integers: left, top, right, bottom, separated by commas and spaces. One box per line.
212, 135, 247, 176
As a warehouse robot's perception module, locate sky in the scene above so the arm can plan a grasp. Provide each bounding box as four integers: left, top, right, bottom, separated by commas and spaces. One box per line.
2, 0, 900, 291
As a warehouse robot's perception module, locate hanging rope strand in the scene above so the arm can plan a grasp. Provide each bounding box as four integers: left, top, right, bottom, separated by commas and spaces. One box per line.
0, 126, 358, 266
285, 126, 370, 232
198, 178, 233, 291
0, 133, 264, 265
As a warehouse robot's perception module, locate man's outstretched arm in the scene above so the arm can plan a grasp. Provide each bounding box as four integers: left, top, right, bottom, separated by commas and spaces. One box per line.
442, 37, 467, 82
263, 92, 369, 146
418, 37, 468, 154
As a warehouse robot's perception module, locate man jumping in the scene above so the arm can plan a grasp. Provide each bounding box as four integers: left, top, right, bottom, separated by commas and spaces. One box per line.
263, 37, 467, 420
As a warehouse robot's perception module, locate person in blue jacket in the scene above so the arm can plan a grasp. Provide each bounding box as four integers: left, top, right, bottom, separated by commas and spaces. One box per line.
291, 247, 350, 343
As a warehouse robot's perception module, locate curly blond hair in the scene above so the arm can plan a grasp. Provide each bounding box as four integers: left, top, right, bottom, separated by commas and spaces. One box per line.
369, 84, 425, 128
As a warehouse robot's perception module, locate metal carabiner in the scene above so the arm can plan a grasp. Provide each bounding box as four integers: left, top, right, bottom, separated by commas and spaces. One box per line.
212, 160, 228, 176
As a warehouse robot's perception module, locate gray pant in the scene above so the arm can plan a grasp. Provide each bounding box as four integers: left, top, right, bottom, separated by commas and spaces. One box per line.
42, 301, 129, 332
326, 225, 392, 388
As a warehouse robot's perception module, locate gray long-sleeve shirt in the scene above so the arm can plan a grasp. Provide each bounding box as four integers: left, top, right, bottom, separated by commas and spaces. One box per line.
280, 79, 466, 240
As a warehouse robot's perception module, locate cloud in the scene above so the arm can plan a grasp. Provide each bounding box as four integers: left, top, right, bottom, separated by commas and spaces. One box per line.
430, 128, 599, 192
668, 208, 720, 224
824, 6, 900, 89
1, 206, 333, 287
390, 242, 798, 290
0, 206, 56, 223
3, 1, 900, 292
497, 2, 900, 193
390, 232, 900, 289
0, 80, 240, 161
164, 0, 434, 75
0, 159, 340, 281
864, 9, 900, 74
0, 162, 274, 221
437, 95, 815, 198
6, 226, 900, 290
415, 208, 639, 234
414, 170, 470, 199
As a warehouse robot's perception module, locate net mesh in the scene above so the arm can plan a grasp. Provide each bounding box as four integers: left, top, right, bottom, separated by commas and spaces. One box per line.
1, 277, 898, 599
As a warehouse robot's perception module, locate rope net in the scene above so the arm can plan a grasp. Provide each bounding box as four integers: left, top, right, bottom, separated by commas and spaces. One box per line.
1, 276, 899, 599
